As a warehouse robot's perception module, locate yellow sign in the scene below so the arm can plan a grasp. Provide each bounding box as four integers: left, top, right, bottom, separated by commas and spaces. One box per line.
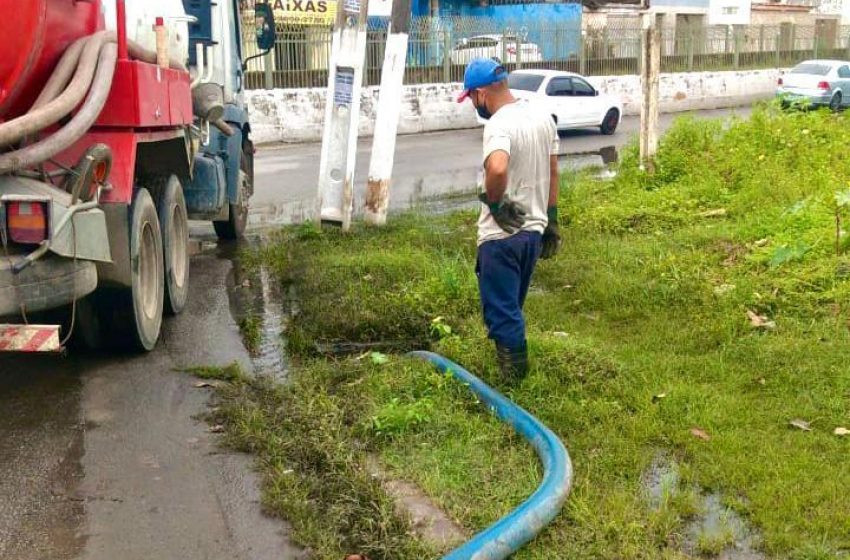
241, 0, 337, 25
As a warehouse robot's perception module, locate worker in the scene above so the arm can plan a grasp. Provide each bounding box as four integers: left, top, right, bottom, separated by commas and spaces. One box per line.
457, 57, 561, 383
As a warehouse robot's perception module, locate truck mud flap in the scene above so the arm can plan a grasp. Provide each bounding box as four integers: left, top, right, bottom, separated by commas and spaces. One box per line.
0, 324, 61, 352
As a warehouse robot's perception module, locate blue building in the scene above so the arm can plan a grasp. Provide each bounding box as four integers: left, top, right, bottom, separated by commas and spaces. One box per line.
407, 0, 583, 65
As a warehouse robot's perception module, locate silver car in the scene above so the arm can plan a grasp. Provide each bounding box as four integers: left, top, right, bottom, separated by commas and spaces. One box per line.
776, 59, 850, 110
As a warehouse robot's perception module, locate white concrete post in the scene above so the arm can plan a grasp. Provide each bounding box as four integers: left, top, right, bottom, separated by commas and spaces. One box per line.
317, 0, 370, 230
364, 0, 411, 226
640, 11, 661, 171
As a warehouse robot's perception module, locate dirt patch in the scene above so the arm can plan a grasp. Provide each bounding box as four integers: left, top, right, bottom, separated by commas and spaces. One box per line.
713, 240, 748, 267
366, 455, 467, 551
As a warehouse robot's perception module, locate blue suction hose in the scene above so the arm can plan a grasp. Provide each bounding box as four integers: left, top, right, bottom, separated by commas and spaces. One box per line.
408, 351, 573, 560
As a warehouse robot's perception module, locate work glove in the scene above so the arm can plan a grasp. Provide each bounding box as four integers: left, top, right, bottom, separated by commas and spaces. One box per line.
479, 193, 526, 234
540, 206, 561, 260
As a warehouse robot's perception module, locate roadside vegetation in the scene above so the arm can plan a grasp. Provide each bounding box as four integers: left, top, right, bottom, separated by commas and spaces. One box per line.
205, 103, 850, 559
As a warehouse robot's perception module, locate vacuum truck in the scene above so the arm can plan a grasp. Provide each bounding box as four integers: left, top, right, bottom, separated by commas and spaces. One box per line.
0, 0, 276, 352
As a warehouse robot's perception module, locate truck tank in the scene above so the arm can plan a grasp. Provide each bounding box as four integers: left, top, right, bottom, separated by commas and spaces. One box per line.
101, 0, 190, 66
0, 0, 102, 121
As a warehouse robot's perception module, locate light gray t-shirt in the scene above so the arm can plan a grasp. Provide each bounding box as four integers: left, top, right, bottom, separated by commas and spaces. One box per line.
477, 98, 559, 246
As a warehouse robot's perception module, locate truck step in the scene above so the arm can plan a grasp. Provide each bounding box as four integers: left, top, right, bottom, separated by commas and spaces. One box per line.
0, 324, 61, 352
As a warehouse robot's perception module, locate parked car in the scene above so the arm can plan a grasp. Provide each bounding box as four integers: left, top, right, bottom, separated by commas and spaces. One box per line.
503, 69, 623, 135
776, 59, 850, 110
451, 34, 543, 65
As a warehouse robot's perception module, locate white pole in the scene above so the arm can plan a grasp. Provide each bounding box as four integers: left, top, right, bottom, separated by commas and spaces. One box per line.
639, 10, 660, 171
364, 0, 412, 226
317, 0, 370, 230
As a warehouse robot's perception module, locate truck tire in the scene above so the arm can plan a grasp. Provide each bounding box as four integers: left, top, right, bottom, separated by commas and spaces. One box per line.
156, 175, 190, 315
213, 146, 250, 240
111, 188, 164, 351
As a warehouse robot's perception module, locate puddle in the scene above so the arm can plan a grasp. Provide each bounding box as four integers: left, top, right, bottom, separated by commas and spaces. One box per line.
683, 493, 765, 560
640, 453, 766, 560
559, 145, 619, 177
641, 453, 682, 509
223, 235, 290, 381
251, 265, 288, 375
599, 145, 619, 166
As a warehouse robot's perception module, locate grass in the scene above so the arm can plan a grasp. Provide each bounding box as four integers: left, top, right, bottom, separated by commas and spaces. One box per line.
192, 363, 438, 560
218, 103, 850, 559
239, 313, 261, 354
183, 362, 245, 382
696, 526, 736, 557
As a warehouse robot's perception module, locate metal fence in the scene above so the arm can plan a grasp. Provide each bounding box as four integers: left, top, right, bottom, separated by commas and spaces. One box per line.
242, 15, 850, 90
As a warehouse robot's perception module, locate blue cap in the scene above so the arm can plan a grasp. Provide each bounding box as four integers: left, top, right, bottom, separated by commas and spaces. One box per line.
457, 57, 508, 103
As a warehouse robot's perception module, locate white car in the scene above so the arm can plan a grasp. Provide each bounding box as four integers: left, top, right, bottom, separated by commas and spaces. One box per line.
505, 69, 623, 135
776, 59, 850, 110
451, 34, 543, 66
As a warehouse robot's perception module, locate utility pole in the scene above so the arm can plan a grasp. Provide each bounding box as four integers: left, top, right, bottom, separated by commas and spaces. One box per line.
639, 6, 661, 171
316, 0, 370, 230
264, 49, 274, 89
364, 0, 412, 226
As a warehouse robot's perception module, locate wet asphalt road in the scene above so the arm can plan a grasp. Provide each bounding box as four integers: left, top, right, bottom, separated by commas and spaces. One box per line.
0, 242, 303, 560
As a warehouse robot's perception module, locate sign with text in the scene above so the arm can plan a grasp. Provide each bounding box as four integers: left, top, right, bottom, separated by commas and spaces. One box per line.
333, 67, 355, 107
368, 0, 391, 17
343, 0, 361, 14
708, 0, 751, 26
241, 0, 337, 26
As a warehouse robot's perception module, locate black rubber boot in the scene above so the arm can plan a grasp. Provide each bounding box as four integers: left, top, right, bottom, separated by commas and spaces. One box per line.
495, 342, 529, 384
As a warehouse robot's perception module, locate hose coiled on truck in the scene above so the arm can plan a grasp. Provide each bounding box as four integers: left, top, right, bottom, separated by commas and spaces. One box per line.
31, 38, 88, 112
0, 44, 118, 174
0, 31, 113, 150
0, 31, 187, 174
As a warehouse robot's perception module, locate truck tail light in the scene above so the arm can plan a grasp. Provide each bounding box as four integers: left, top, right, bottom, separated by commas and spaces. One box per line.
777, 77, 783, 86
6, 201, 49, 245
94, 160, 109, 183
818, 81, 830, 90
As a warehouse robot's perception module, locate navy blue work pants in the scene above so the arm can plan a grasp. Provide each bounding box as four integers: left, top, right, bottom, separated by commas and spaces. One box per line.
476, 231, 542, 349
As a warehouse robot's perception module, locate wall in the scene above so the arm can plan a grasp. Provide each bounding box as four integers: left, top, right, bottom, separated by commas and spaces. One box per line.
589, 68, 782, 115
750, 6, 820, 26
246, 68, 782, 144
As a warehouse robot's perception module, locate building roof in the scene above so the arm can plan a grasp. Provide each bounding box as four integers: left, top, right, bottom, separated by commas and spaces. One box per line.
751, 2, 816, 11
584, 0, 643, 8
